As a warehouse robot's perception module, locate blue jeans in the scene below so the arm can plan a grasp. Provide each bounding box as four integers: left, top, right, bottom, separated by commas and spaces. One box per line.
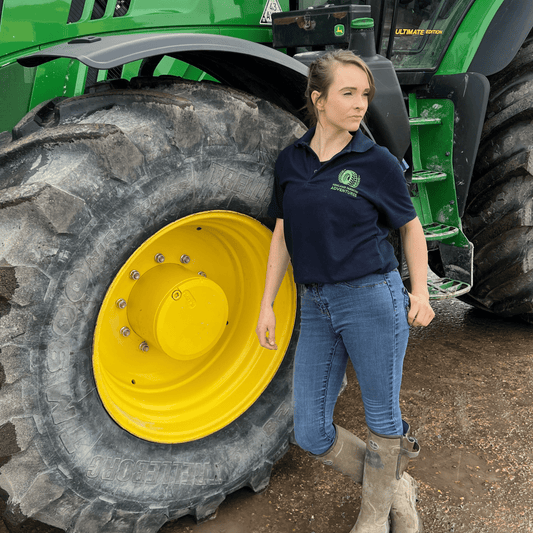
293, 269, 410, 455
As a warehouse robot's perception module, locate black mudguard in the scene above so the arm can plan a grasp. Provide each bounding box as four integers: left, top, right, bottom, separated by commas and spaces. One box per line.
469, 0, 533, 77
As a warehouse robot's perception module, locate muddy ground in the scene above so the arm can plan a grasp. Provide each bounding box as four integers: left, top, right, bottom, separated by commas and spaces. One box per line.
2, 297, 533, 533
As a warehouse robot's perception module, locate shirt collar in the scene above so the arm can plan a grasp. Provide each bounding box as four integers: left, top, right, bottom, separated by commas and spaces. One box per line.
295, 126, 375, 154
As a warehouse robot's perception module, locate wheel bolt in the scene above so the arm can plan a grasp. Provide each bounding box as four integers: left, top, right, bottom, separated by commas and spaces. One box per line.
180, 255, 191, 264
139, 341, 149, 352
155, 253, 165, 263
120, 327, 131, 337
130, 270, 140, 280
198, 271, 207, 278
172, 290, 182, 300
116, 298, 127, 309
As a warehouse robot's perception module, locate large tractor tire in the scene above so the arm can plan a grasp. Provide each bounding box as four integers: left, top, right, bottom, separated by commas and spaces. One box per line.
462, 33, 533, 322
0, 78, 304, 532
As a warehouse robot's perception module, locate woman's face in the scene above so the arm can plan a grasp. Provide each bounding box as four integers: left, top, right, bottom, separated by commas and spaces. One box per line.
313, 63, 370, 133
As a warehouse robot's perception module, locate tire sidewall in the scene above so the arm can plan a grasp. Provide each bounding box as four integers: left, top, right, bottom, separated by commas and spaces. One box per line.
31, 146, 295, 512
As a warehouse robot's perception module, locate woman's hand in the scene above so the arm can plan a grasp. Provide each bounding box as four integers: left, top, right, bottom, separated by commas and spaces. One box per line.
399, 217, 435, 328
256, 218, 289, 350
256, 305, 278, 350
407, 292, 435, 327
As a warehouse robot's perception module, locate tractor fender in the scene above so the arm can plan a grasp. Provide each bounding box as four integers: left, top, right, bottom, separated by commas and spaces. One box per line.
468, 0, 533, 76
18, 32, 309, 120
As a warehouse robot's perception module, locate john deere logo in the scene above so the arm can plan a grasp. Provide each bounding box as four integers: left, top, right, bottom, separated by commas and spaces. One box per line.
334, 24, 345, 37
338, 169, 360, 188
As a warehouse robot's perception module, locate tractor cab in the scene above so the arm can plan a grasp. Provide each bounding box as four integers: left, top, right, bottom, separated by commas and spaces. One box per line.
293, 0, 473, 74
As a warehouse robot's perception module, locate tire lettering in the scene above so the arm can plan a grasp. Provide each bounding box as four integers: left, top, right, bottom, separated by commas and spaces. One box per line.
85, 457, 223, 486
249, 178, 270, 203
132, 460, 149, 483
116, 459, 135, 482
52, 305, 77, 336
178, 463, 192, 485
87, 455, 105, 478
145, 461, 161, 484
59, 425, 88, 454
158, 462, 173, 484
85, 230, 118, 271
274, 400, 291, 418
262, 419, 278, 436
47, 340, 70, 373
46, 382, 77, 424
65, 270, 88, 302
102, 457, 122, 481
263, 399, 292, 436
207, 162, 269, 202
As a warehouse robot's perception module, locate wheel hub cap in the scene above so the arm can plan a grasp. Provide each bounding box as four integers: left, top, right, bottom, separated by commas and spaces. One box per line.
127, 264, 229, 360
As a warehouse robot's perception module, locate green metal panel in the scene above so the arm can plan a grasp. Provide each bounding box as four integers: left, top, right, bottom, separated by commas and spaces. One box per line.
0, 0, 288, 64
121, 59, 143, 80
153, 56, 217, 82
437, 0, 504, 75
408, 93, 468, 248
0, 62, 36, 133
29, 59, 88, 111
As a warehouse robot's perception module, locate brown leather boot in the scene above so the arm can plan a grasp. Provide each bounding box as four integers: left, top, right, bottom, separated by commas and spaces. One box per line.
350, 427, 420, 533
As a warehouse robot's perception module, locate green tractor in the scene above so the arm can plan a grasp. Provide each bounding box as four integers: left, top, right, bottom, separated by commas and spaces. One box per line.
0, 0, 531, 531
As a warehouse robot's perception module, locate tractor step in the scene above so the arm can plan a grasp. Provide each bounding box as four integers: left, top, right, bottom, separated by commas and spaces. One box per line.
409, 117, 442, 126
428, 277, 471, 300
423, 222, 459, 241
412, 169, 447, 183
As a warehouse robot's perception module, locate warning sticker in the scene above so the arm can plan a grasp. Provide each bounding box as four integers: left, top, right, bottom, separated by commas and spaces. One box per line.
260, 0, 282, 25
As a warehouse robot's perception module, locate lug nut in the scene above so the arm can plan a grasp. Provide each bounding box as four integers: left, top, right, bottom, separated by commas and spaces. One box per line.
180, 255, 191, 264
155, 253, 165, 263
130, 270, 140, 280
172, 290, 182, 300
198, 271, 207, 278
139, 341, 149, 352
120, 327, 131, 337
116, 298, 127, 309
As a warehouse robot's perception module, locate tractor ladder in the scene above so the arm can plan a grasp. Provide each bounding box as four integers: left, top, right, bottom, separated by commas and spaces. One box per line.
408, 94, 473, 300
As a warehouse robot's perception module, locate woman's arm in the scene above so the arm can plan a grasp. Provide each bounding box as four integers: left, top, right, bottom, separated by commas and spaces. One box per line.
399, 217, 435, 327
256, 218, 291, 349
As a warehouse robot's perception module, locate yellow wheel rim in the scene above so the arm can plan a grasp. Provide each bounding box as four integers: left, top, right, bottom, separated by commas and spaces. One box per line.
93, 211, 296, 443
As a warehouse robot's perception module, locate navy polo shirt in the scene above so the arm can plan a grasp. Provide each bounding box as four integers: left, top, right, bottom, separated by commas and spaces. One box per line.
268, 127, 417, 284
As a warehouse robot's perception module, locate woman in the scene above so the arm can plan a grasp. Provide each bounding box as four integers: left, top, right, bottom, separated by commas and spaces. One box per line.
256, 50, 434, 532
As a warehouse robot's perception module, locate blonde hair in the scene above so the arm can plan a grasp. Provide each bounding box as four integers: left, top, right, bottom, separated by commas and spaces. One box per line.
305, 50, 375, 127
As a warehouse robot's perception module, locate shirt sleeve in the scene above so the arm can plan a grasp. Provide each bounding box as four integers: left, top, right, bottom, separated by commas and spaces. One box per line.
267, 167, 284, 219
374, 154, 417, 229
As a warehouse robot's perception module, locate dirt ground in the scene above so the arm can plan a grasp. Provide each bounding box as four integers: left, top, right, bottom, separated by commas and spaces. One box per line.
2, 297, 533, 533
163, 298, 533, 533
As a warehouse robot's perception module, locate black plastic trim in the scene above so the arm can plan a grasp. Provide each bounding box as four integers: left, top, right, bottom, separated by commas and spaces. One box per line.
396, 70, 436, 86
416, 72, 490, 217
18, 33, 309, 119
468, 0, 533, 76
67, 0, 86, 24
91, 0, 107, 21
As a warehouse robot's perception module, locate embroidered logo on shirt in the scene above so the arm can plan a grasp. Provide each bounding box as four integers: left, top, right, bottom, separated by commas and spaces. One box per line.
331, 169, 360, 198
